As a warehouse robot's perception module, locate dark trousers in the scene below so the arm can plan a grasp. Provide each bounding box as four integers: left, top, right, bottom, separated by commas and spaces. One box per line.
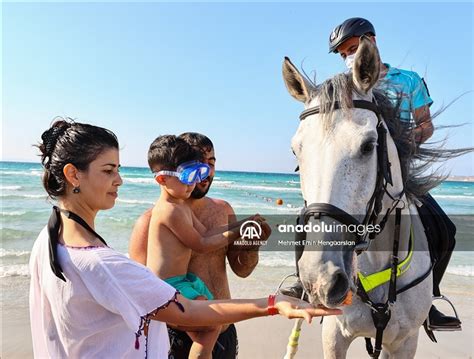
419, 193, 456, 297
168, 324, 238, 359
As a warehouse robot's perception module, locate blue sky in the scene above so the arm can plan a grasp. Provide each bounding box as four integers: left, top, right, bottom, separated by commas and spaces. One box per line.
2, 2, 473, 175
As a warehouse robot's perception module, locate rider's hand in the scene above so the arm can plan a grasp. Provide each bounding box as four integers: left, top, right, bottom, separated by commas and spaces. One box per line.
274, 294, 342, 323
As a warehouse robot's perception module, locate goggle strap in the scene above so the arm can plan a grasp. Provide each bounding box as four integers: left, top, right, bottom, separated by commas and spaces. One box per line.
155, 170, 179, 178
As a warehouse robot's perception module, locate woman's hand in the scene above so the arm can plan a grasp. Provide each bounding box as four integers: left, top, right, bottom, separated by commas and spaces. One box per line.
274, 294, 342, 323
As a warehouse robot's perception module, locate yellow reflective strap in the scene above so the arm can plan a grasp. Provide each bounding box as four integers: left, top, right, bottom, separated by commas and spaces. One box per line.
358, 226, 414, 293
290, 329, 301, 339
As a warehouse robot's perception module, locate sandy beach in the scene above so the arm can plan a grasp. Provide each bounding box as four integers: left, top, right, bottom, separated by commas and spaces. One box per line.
1, 268, 472, 358
229, 268, 474, 359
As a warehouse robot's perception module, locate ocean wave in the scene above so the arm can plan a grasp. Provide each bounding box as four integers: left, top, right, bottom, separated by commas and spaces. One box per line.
214, 180, 235, 185
0, 248, 30, 258
1, 193, 46, 199
123, 177, 154, 184
0, 170, 42, 177
0, 264, 30, 278
1, 228, 38, 241
213, 183, 300, 193
117, 198, 154, 205
446, 265, 473, 277
0, 185, 22, 190
23, 194, 47, 199
432, 195, 473, 200
1, 211, 27, 216
286, 180, 300, 184
259, 257, 294, 268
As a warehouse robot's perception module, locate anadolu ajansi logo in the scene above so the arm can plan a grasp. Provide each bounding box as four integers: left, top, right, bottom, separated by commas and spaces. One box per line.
240, 220, 262, 240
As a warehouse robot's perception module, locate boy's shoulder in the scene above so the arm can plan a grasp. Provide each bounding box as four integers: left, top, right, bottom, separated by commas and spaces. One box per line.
151, 200, 191, 221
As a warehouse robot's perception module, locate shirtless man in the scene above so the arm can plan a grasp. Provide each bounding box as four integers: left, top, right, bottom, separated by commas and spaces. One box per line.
129, 132, 270, 358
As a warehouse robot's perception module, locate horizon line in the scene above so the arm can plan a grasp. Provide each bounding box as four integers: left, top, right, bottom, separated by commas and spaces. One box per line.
1, 160, 473, 179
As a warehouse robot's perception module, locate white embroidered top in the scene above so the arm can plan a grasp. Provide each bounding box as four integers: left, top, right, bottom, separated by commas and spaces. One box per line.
29, 226, 177, 358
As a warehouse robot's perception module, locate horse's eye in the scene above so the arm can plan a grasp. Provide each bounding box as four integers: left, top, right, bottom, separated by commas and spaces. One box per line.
361, 141, 376, 155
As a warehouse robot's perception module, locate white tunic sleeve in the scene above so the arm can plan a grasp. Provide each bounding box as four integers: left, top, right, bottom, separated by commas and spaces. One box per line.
72, 248, 177, 332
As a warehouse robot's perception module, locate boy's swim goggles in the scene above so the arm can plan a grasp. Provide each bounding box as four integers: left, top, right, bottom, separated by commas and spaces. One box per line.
154, 161, 210, 185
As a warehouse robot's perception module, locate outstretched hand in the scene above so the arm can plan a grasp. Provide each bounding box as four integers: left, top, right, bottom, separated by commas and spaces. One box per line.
274, 294, 342, 323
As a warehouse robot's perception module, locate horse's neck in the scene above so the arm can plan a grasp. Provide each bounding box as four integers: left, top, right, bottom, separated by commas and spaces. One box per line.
360, 195, 412, 272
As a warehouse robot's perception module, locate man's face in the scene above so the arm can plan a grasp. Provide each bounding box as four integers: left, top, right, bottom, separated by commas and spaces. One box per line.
190, 147, 216, 199
336, 36, 360, 60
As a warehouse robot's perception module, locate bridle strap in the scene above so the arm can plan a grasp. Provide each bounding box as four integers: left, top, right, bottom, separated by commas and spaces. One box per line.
299, 100, 381, 121
302, 203, 362, 227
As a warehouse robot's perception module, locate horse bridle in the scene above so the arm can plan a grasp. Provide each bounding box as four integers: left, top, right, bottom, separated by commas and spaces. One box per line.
296, 99, 402, 255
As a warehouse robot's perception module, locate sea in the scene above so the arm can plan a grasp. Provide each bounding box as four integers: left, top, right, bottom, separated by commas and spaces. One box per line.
1, 160, 473, 278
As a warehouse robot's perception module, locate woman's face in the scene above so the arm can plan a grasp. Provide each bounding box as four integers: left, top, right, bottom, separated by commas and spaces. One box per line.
76, 148, 123, 210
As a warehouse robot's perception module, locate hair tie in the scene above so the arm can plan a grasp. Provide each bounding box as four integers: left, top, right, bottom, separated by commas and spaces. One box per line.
41, 126, 68, 155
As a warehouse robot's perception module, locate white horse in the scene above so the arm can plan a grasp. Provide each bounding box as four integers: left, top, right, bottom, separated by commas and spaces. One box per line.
282, 37, 434, 358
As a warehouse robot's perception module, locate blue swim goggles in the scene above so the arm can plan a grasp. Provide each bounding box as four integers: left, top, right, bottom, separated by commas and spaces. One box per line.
154, 161, 210, 185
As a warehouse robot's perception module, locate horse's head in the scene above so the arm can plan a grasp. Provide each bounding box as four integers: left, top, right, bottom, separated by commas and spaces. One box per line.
283, 37, 404, 307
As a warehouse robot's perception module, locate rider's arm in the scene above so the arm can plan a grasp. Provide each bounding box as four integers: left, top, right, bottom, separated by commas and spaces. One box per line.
411, 75, 434, 144
413, 105, 434, 144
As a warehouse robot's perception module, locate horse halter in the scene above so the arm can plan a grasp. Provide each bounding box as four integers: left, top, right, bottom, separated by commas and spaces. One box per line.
296, 99, 398, 254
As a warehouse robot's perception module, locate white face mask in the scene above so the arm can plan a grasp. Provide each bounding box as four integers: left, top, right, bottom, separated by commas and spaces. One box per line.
345, 53, 356, 69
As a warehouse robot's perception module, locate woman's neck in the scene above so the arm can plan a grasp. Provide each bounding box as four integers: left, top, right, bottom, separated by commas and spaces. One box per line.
59, 199, 97, 228
57, 199, 103, 247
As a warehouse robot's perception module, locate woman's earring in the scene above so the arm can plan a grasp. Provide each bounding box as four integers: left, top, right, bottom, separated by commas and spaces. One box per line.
73, 186, 81, 194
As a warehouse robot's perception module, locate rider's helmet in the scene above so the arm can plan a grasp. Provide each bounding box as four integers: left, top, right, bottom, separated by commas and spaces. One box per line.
328, 17, 376, 53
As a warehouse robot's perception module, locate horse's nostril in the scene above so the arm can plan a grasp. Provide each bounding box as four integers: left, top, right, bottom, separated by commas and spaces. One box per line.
326, 271, 349, 304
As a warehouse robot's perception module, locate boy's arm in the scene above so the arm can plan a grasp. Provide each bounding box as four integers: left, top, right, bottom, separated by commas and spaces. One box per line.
167, 205, 240, 254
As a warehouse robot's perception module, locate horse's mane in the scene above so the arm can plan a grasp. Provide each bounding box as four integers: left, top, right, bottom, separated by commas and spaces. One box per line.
307, 72, 471, 199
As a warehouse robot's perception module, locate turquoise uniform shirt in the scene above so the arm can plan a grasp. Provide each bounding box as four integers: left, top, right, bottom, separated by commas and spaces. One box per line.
378, 63, 433, 122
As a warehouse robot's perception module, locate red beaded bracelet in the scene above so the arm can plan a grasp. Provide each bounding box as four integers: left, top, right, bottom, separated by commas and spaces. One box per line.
267, 294, 278, 316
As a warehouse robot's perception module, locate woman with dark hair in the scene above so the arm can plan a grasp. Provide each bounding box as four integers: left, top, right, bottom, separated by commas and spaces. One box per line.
29, 118, 341, 358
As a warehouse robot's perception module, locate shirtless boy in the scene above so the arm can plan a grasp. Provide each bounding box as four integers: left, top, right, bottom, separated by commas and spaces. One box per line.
147, 135, 263, 359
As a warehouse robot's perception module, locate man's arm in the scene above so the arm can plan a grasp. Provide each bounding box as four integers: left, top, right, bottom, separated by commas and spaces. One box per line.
411, 75, 434, 144
226, 203, 271, 278
413, 105, 434, 144
129, 208, 153, 265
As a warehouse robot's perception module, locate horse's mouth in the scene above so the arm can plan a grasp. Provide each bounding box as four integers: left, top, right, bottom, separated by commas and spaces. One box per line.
325, 288, 351, 307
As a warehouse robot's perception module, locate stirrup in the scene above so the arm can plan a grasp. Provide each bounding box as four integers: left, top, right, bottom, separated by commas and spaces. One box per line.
427, 295, 462, 332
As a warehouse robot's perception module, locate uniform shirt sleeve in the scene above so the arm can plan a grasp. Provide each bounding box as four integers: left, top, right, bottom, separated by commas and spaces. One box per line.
410, 72, 433, 110
74, 249, 177, 332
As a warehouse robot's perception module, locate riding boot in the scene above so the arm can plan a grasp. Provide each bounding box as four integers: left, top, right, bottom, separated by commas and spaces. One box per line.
428, 305, 461, 330
420, 193, 461, 330
280, 279, 307, 300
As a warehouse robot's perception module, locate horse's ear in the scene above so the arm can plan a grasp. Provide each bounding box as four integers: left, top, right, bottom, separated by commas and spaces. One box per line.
352, 36, 380, 94
282, 57, 313, 103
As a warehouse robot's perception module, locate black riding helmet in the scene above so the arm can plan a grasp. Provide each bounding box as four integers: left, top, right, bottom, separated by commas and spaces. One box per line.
329, 17, 376, 53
